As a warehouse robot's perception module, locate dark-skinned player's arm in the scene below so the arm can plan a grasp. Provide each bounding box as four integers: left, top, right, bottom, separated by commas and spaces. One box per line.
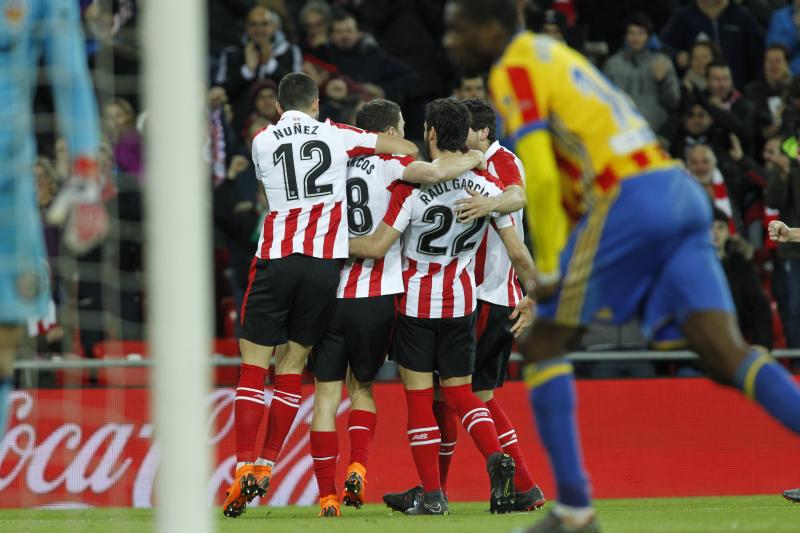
349, 181, 415, 259
495, 221, 536, 336
403, 150, 484, 184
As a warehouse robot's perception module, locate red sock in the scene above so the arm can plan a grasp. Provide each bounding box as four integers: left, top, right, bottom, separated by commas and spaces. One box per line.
261, 373, 302, 462
442, 384, 501, 459
348, 409, 377, 467
486, 398, 535, 492
311, 430, 339, 497
235, 364, 267, 463
433, 399, 458, 493
405, 388, 441, 492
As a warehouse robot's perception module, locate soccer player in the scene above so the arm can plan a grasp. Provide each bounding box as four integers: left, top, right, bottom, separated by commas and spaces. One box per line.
383, 97, 545, 513
1, 1, 105, 437
309, 99, 485, 517
444, 1, 800, 531
223, 73, 419, 518
349, 98, 536, 515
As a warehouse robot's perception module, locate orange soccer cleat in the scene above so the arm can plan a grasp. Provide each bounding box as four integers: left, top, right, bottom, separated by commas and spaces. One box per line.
222, 462, 258, 518
342, 462, 367, 509
252, 463, 273, 501
319, 494, 341, 517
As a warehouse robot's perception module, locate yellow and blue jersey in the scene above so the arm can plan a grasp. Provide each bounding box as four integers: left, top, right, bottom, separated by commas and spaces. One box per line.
489, 31, 675, 278
490, 32, 733, 338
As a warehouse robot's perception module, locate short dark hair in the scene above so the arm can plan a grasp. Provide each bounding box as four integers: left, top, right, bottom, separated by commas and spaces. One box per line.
449, 0, 517, 31
425, 98, 470, 152
355, 99, 401, 132
624, 11, 653, 35
705, 60, 731, 79
462, 98, 496, 142
766, 43, 790, 63
277, 72, 319, 111
331, 7, 356, 26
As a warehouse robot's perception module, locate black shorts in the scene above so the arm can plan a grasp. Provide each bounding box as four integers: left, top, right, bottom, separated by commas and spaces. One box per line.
311, 294, 398, 383
240, 255, 342, 347
391, 313, 476, 380
472, 300, 514, 392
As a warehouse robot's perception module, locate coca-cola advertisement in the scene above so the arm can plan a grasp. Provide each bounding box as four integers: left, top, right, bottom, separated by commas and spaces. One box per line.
1, 379, 799, 508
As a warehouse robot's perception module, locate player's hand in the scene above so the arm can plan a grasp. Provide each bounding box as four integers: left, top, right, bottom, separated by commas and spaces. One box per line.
529, 272, 560, 302
509, 296, 535, 336
455, 188, 496, 222
46, 157, 109, 255
769, 220, 792, 243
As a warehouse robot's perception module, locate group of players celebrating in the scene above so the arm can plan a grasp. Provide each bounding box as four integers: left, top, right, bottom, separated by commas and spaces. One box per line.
223, 69, 544, 518
223, 1, 800, 531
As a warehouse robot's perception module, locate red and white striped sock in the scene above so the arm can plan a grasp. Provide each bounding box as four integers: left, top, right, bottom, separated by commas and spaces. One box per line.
433, 399, 458, 493
486, 397, 535, 492
234, 364, 267, 463
348, 409, 377, 468
311, 430, 339, 497
442, 384, 501, 459
405, 388, 441, 492
261, 373, 302, 462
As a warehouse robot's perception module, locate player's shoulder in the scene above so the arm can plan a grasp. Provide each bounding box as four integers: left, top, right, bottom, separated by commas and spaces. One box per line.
501, 31, 569, 67
376, 153, 415, 166
469, 168, 505, 193
488, 144, 524, 186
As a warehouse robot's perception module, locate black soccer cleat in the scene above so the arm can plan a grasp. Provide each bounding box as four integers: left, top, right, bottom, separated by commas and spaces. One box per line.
511, 510, 600, 533
404, 489, 449, 515
383, 485, 424, 513
514, 484, 547, 512
487, 452, 516, 514
782, 488, 800, 502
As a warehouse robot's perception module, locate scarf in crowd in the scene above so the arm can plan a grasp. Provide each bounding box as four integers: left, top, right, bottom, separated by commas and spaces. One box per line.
208, 108, 227, 187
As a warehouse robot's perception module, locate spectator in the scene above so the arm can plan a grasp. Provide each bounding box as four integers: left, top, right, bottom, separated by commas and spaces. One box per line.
703, 60, 767, 155
604, 12, 680, 134
313, 10, 417, 105
299, 0, 331, 51
745, 44, 792, 140
681, 40, 719, 94
779, 76, 800, 136
452, 75, 487, 101
686, 143, 742, 233
764, 135, 800, 348
766, 0, 800, 76
214, 5, 301, 115
103, 97, 143, 181
207, 0, 253, 58
668, 100, 728, 159
661, 0, 764, 87
301, 55, 370, 124
239, 79, 280, 141
712, 208, 773, 350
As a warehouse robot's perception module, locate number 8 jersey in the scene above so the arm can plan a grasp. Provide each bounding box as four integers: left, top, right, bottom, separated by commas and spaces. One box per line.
384, 169, 514, 319
251, 111, 378, 260
338, 154, 414, 298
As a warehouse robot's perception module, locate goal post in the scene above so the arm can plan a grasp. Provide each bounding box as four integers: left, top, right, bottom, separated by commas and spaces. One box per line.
143, 1, 213, 532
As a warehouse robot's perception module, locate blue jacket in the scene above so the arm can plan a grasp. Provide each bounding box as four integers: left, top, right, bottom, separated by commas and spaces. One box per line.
766, 6, 800, 76
661, 2, 764, 87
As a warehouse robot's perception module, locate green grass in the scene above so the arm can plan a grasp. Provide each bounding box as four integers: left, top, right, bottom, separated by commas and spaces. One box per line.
0, 496, 797, 532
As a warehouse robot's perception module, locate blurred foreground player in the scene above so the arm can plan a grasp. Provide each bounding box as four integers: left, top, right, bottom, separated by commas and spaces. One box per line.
309, 99, 484, 517
384, 98, 545, 513
1, 0, 105, 436
445, 1, 800, 531
350, 99, 536, 515
224, 73, 418, 517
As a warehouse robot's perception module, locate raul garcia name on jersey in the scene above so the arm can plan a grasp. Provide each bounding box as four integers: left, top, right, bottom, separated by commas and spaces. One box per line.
419, 175, 492, 206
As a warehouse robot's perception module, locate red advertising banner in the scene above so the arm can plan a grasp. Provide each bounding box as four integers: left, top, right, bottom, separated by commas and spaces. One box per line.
0, 379, 798, 508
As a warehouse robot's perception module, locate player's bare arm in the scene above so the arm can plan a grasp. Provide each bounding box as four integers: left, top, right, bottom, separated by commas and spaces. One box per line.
374, 133, 419, 158
455, 184, 526, 222
496, 225, 536, 335
403, 149, 484, 184
768, 220, 800, 243
348, 222, 402, 259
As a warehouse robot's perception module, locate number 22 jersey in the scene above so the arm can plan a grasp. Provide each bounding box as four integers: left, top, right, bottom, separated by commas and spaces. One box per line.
384, 170, 514, 319
251, 111, 378, 260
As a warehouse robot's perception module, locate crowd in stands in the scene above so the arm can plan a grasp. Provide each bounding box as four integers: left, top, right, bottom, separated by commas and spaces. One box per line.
27, 0, 800, 378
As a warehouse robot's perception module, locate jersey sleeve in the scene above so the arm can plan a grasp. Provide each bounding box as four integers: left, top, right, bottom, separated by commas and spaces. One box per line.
380, 154, 415, 187
330, 121, 379, 158
490, 213, 515, 230
41, 0, 101, 160
490, 149, 524, 188
382, 181, 416, 232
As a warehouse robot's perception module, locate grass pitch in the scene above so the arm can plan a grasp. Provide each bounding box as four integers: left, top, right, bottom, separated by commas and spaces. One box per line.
0, 495, 796, 532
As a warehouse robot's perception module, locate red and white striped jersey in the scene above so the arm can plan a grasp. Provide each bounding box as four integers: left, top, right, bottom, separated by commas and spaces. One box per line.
251, 111, 378, 260
475, 141, 527, 307
384, 168, 514, 319
337, 154, 413, 298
